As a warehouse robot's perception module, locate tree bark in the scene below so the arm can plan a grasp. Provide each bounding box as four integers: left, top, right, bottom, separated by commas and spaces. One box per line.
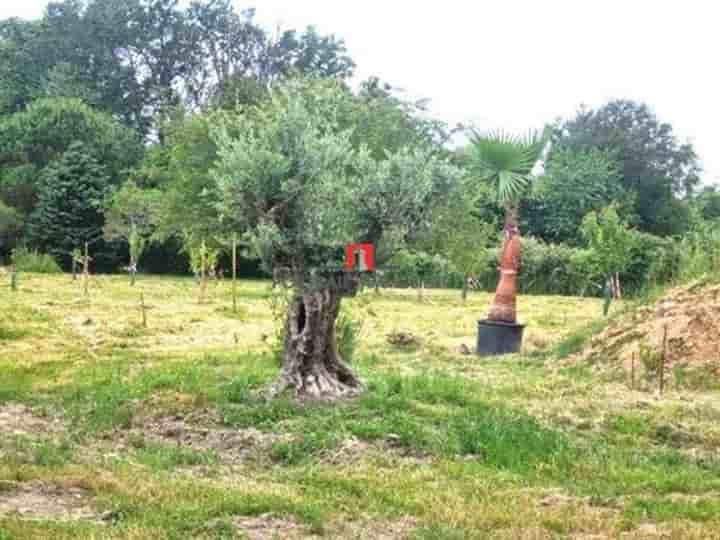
487, 206, 522, 323
269, 287, 364, 400
130, 256, 136, 287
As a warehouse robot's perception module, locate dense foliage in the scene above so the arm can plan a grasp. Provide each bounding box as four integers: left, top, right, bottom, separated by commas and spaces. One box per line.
26, 142, 113, 268
0, 0, 717, 302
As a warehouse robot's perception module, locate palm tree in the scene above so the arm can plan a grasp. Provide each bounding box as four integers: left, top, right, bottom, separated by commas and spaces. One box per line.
469, 130, 546, 324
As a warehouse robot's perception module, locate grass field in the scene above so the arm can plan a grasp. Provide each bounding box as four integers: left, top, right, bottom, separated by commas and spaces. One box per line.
1, 274, 720, 539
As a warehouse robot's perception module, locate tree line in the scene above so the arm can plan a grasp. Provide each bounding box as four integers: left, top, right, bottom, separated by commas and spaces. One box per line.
1, 0, 719, 289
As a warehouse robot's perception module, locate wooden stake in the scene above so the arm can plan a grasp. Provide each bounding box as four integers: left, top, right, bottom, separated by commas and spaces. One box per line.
199, 240, 207, 304
83, 242, 89, 297
232, 234, 238, 313
140, 292, 147, 328
631, 352, 636, 390
659, 324, 668, 395
10, 265, 18, 292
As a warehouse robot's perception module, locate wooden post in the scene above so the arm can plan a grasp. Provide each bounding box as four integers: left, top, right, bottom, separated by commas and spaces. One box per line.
659, 324, 668, 395
83, 242, 89, 297
140, 292, 147, 328
199, 240, 207, 304
631, 352, 636, 390
232, 234, 238, 313
10, 265, 18, 292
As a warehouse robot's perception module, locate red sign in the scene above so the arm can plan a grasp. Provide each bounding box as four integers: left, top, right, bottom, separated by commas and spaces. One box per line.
345, 243, 375, 272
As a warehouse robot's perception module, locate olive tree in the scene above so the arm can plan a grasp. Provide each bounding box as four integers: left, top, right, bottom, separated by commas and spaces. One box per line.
212, 81, 461, 399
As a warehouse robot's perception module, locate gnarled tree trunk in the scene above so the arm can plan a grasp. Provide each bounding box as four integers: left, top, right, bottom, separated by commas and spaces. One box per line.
270, 286, 364, 400
487, 206, 522, 323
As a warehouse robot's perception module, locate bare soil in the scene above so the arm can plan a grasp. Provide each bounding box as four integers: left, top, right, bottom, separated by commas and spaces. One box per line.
231, 514, 316, 539
0, 480, 100, 523
108, 410, 282, 466
0, 403, 65, 438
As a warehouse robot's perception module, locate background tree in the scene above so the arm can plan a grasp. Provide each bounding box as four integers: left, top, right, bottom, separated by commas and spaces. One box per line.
0, 0, 355, 136
694, 185, 720, 222
525, 147, 627, 244
0, 98, 141, 217
420, 180, 497, 301
580, 205, 638, 299
26, 142, 110, 267
0, 200, 22, 258
468, 130, 545, 323
104, 181, 162, 284
555, 100, 700, 237
212, 80, 461, 398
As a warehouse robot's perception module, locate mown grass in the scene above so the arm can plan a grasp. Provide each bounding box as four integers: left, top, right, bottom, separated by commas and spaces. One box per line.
2, 273, 720, 538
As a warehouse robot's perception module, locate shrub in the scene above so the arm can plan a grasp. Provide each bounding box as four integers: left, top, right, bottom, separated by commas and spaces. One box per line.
385, 249, 463, 289
627, 232, 682, 294
11, 247, 62, 273
678, 219, 720, 281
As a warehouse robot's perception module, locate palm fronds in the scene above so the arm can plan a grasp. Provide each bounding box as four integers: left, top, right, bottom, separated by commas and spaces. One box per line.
469, 129, 545, 205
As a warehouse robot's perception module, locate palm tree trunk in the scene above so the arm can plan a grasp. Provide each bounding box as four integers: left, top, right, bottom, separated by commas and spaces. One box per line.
487, 205, 521, 323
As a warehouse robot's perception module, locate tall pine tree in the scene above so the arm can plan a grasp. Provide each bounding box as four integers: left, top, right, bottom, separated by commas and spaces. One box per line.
27, 142, 109, 268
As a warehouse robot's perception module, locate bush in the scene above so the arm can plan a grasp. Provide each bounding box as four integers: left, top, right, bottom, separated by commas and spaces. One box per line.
11, 247, 62, 273
468, 238, 598, 297
678, 219, 720, 281
626, 232, 682, 294
385, 249, 464, 289
464, 233, 684, 296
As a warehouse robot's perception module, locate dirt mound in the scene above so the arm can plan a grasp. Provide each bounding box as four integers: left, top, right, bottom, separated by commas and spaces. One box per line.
576, 281, 720, 374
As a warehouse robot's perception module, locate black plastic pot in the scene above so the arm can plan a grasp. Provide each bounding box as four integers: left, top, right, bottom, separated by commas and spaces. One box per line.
476, 320, 525, 357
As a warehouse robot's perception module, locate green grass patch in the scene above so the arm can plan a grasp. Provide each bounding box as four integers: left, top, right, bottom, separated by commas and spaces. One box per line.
554, 318, 610, 358
624, 496, 720, 523
135, 443, 218, 471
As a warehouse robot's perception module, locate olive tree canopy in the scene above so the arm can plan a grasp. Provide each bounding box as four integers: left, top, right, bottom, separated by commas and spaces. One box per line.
212, 79, 462, 398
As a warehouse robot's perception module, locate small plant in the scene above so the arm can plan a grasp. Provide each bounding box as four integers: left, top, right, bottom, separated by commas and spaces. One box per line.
187, 238, 220, 304
386, 330, 420, 348
9, 265, 18, 291
336, 307, 364, 363
11, 247, 61, 274
268, 286, 292, 366
639, 343, 662, 375
127, 225, 146, 286
70, 248, 82, 280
